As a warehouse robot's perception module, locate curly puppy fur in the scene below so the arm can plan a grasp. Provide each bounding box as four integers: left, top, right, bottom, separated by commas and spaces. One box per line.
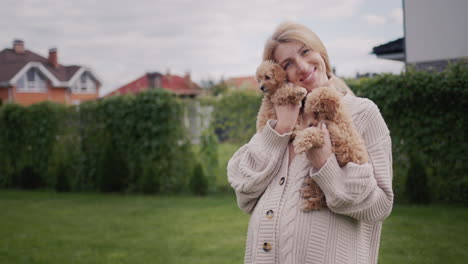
255, 60, 307, 132
293, 86, 369, 211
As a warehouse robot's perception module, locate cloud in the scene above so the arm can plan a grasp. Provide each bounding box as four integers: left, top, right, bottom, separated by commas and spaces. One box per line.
361, 14, 387, 25
389, 8, 403, 24
361, 7, 403, 26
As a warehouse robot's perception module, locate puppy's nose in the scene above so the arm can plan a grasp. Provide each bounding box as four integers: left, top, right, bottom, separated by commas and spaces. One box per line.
260, 85, 265, 92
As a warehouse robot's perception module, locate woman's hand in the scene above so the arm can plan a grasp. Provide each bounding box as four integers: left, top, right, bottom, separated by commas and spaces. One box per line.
306, 123, 333, 169
274, 103, 301, 135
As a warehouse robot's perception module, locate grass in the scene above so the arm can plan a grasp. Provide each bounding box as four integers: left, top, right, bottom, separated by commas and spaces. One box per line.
0, 190, 247, 264
1, 190, 467, 264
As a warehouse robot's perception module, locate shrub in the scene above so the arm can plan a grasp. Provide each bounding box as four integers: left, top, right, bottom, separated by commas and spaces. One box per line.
211, 90, 261, 144
199, 129, 219, 190
0, 89, 193, 194
190, 163, 208, 196
406, 154, 431, 204
350, 64, 468, 203
0, 102, 67, 189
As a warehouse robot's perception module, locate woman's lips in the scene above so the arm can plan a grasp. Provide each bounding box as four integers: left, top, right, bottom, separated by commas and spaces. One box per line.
301, 66, 317, 84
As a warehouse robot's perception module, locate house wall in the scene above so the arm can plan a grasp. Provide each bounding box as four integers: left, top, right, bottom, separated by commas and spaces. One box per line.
70, 91, 99, 104
49, 86, 68, 104
13, 86, 49, 106
9, 84, 98, 106
0, 88, 9, 102
404, 0, 468, 64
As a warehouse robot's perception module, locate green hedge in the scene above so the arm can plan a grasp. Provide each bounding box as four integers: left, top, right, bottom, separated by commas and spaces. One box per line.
350, 64, 467, 203
0, 89, 194, 194
0, 102, 67, 189
211, 90, 262, 144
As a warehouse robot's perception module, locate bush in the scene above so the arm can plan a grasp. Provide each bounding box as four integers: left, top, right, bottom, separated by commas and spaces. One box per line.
211, 90, 261, 144
199, 129, 219, 190
190, 163, 208, 196
350, 64, 468, 203
0, 89, 194, 194
0, 102, 67, 189
406, 154, 431, 204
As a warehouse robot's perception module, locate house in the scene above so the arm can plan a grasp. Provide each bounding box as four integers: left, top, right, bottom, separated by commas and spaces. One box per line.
105, 71, 201, 98
225, 76, 260, 93
0, 40, 101, 106
372, 0, 468, 71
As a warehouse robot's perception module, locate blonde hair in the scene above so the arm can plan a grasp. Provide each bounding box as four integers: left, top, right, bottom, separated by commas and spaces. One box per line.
263, 22, 354, 96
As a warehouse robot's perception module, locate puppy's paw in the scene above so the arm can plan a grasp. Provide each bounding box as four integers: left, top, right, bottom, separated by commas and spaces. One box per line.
293, 126, 324, 154
287, 87, 307, 103
295, 87, 307, 100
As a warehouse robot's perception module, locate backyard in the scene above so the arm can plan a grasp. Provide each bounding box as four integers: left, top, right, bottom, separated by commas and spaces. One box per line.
1, 190, 467, 264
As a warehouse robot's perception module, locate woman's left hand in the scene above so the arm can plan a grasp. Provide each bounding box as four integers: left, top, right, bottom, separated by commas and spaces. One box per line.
306, 123, 333, 169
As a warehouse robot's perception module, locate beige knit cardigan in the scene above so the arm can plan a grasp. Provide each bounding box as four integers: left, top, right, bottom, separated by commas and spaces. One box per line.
228, 94, 393, 264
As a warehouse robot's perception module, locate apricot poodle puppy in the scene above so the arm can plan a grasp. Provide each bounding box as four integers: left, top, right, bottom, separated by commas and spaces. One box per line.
255, 60, 307, 132
293, 86, 369, 211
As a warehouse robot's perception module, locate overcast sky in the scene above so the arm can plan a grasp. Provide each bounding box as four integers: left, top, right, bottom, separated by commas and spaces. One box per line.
1, 0, 405, 96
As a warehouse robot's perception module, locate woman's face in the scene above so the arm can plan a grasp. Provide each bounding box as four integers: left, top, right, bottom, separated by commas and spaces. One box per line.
273, 41, 329, 93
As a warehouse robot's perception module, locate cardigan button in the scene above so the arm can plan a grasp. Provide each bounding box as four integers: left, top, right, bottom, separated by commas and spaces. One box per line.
263, 242, 272, 252
279, 177, 285, 186
266, 210, 274, 219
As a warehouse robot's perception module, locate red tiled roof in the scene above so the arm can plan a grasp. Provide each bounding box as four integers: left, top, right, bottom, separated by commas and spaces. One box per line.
0, 48, 81, 83
107, 73, 201, 97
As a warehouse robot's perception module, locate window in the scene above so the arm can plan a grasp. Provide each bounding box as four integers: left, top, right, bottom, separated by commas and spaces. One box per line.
16, 67, 47, 92
72, 72, 96, 93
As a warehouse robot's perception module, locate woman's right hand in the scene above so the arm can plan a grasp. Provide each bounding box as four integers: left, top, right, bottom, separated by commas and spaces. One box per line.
273, 103, 301, 135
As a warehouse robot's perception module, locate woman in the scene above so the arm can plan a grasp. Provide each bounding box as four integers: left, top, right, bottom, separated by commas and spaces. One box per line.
227, 22, 393, 264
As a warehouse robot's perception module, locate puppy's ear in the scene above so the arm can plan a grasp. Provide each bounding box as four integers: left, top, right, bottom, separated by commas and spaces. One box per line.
273, 64, 286, 83
322, 98, 339, 120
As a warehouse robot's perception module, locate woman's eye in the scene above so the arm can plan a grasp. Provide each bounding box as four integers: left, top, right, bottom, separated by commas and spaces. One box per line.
302, 49, 310, 55
283, 62, 291, 70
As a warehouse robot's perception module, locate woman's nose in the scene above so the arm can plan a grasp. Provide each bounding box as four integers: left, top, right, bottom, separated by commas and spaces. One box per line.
296, 58, 309, 74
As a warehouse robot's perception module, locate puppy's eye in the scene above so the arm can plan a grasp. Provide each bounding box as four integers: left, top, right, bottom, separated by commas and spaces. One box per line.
314, 111, 319, 118
265, 75, 271, 80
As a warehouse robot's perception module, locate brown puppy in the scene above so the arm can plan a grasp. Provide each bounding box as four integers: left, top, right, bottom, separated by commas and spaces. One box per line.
255, 60, 307, 132
293, 86, 368, 211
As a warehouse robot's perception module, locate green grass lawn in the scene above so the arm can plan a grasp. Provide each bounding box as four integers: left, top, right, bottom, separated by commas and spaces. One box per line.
1, 190, 467, 264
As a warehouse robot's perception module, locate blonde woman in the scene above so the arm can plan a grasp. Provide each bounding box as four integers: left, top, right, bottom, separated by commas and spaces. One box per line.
228, 22, 393, 264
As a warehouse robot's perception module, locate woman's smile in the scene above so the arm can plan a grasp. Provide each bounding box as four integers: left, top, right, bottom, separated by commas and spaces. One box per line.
300, 66, 317, 84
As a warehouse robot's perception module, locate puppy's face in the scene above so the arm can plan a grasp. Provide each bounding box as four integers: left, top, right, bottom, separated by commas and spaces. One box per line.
256, 60, 287, 95
302, 88, 339, 128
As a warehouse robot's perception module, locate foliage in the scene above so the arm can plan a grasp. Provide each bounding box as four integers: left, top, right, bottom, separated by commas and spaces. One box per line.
199, 128, 219, 190
349, 64, 468, 203
0, 102, 67, 189
203, 79, 229, 96
190, 163, 208, 196
0, 89, 193, 194
211, 90, 262, 144
406, 154, 431, 204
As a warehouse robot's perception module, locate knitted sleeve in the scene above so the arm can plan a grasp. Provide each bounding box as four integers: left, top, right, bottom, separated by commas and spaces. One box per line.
227, 120, 291, 214
310, 101, 394, 222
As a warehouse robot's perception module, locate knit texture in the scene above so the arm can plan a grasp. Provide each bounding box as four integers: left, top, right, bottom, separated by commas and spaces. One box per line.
228, 94, 393, 264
